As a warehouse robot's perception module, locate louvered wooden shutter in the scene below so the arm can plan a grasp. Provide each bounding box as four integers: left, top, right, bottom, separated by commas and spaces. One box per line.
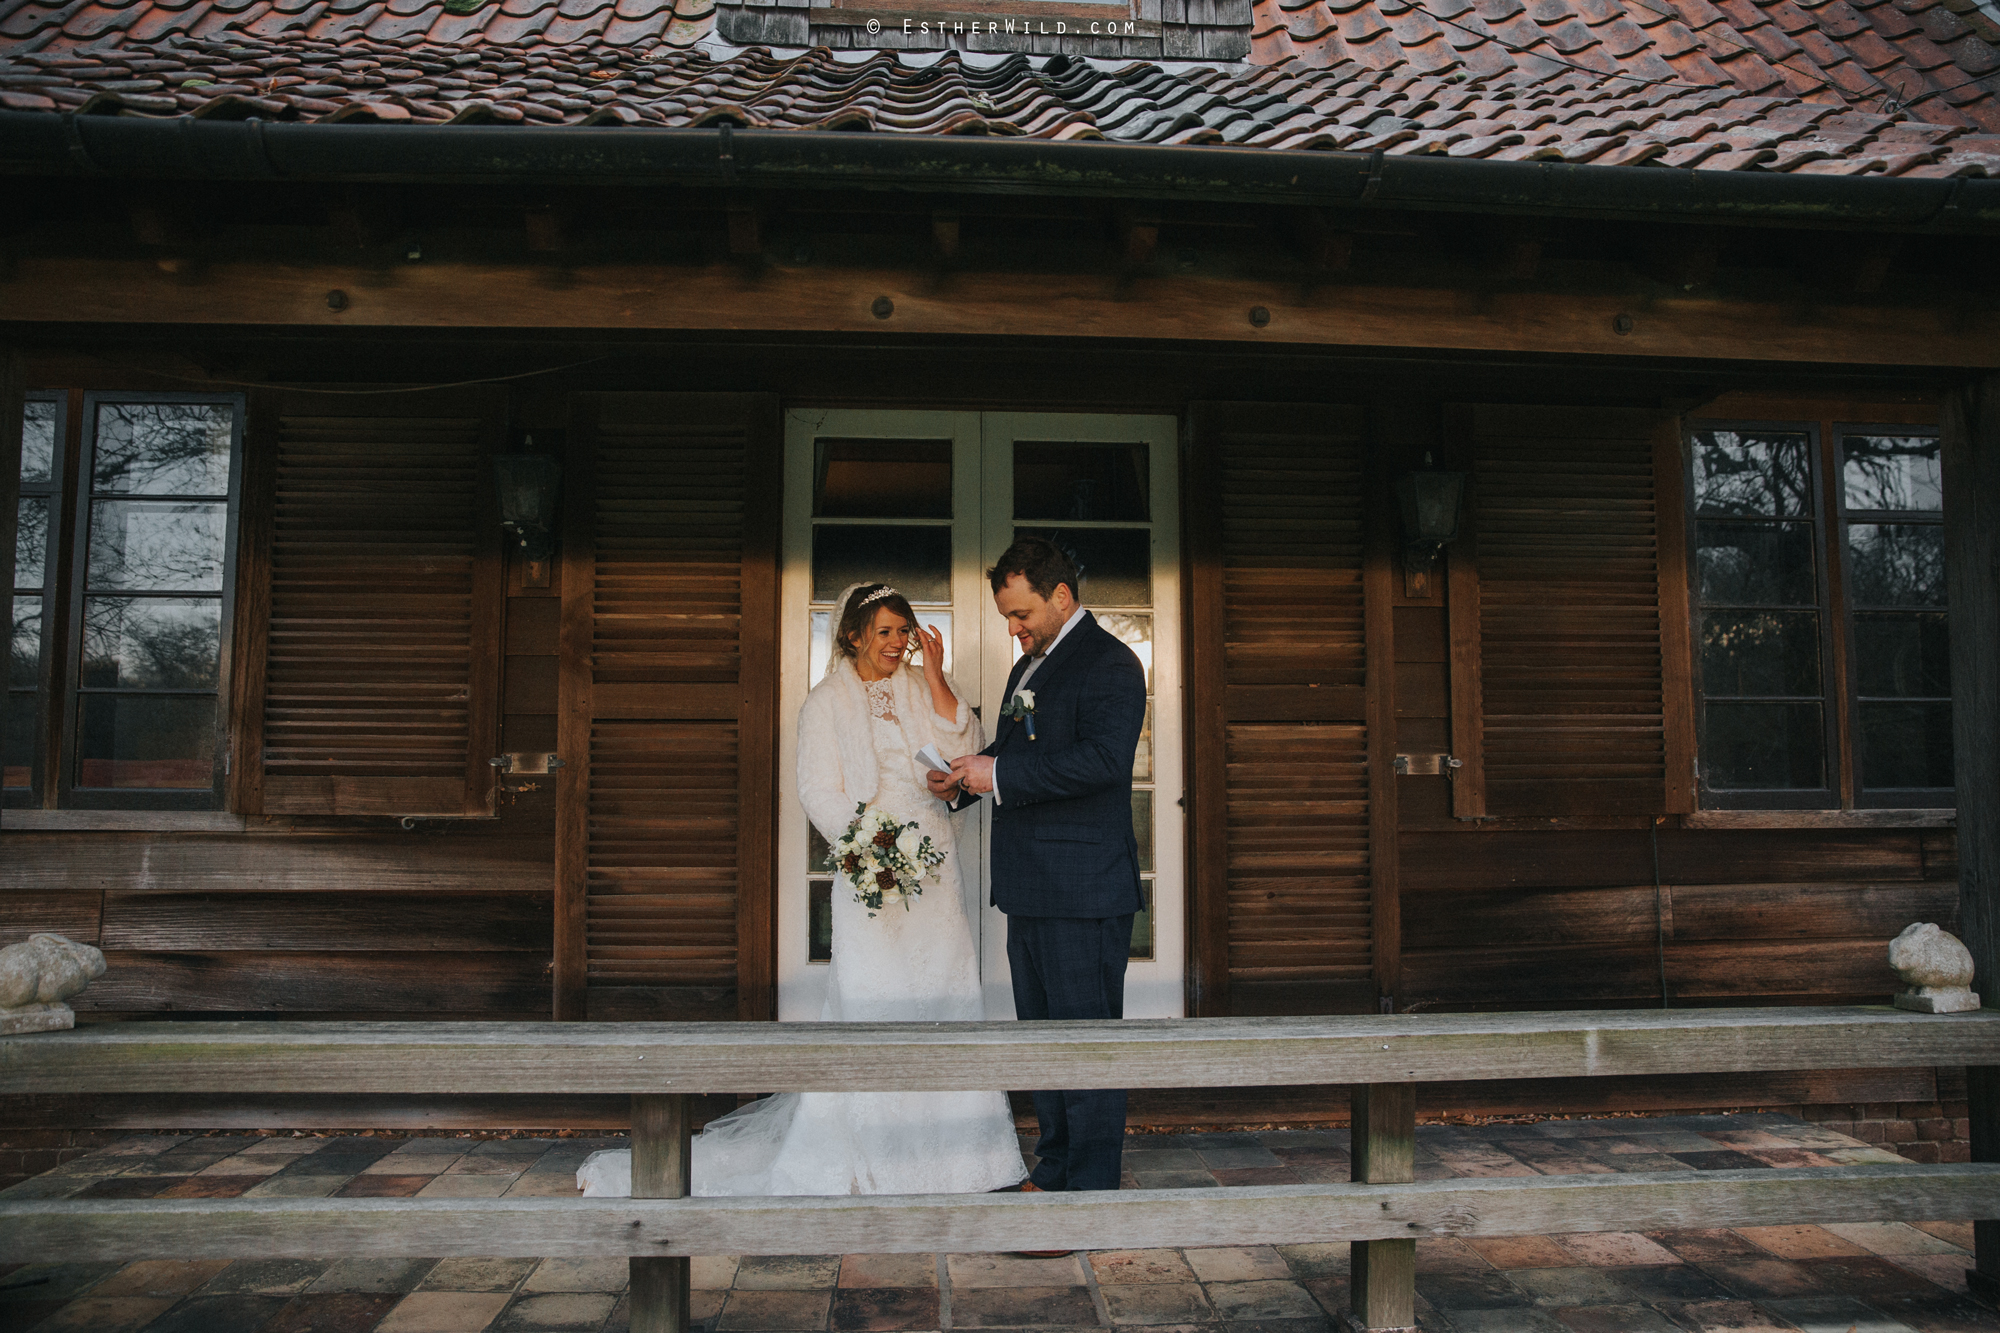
1461, 405, 1690, 818
554, 393, 779, 1023
236, 388, 505, 816
1187, 404, 1381, 1017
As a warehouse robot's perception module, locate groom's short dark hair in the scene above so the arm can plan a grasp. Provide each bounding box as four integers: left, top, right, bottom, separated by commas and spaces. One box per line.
989, 536, 1081, 603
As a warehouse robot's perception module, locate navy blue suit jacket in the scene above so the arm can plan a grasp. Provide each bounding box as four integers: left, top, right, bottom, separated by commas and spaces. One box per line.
959, 611, 1148, 920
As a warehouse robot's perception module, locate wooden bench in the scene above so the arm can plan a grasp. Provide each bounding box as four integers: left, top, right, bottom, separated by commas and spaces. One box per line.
4, 1007, 1999, 1333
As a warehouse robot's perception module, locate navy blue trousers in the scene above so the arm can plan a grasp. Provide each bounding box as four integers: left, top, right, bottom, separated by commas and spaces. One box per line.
1006, 912, 1134, 1192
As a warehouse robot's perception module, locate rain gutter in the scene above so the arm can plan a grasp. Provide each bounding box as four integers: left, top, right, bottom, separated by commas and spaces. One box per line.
2, 110, 1997, 232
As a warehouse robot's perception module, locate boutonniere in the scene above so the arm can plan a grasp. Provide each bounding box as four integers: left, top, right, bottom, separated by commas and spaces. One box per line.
1005, 689, 1037, 740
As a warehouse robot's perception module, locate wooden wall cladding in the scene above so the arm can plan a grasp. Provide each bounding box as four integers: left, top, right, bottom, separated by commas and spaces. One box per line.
556, 394, 780, 1023
1399, 827, 1955, 1010
1467, 406, 1675, 818
1187, 404, 1376, 1017
244, 387, 506, 817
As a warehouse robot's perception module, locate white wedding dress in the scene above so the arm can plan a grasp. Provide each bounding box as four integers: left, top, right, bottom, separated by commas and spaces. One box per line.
578, 652, 1026, 1199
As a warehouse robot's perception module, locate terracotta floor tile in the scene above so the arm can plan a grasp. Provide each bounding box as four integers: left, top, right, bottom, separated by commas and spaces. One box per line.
1697, 1258, 1829, 1298
377, 1290, 516, 1331
1672, 1151, 1773, 1172
1550, 1304, 1681, 1333
1827, 1222, 1968, 1256
694, 1289, 727, 1323
18, 1296, 176, 1332
521, 1258, 629, 1293
416, 1175, 516, 1199
838, 1254, 937, 1288
1802, 1254, 1947, 1298
1552, 1232, 1680, 1267
1700, 1130, 1800, 1152
1184, 1249, 1290, 1283
338, 1174, 436, 1198
1209, 1168, 1302, 1188
494, 1290, 620, 1330
1643, 1229, 1766, 1264
146, 1293, 295, 1332
1870, 1289, 2000, 1332
89, 1259, 233, 1298
502, 1174, 582, 1198
1276, 1244, 1351, 1279
419, 1258, 540, 1293
265, 1291, 403, 1332
199, 1258, 332, 1295
1427, 1146, 1536, 1178
157, 1175, 266, 1199
1199, 1280, 1322, 1321
245, 1175, 345, 1199
74, 1174, 191, 1199
1744, 1148, 1843, 1168
1758, 1293, 1924, 1332
948, 1254, 1086, 1288
196, 1157, 287, 1177
829, 1286, 942, 1331
693, 1257, 742, 1290
1654, 1300, 1802, 1333
1601, 1264, 1733, 1301
1446, 1308, 1568, 1331
734, 1257, 842, 1291
1463, 1236, 1575, 1269
716, 1288, 836, 1331
1091, 1250, 1197, 1284
1413, 1269, 1526, 1311
309, 1259, 441, 1294
1913, 1222, 1976, 1250
948, 1285, 1097, 1328
1503, 1266, 1630, 1306
1100, 1281, 1214, 1325
1892, 1254, 1977, 1294
1738, 1224, 1873, 1260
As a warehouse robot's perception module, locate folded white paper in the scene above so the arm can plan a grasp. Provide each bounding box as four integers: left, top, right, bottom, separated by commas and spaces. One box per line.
915, 743, 951, 774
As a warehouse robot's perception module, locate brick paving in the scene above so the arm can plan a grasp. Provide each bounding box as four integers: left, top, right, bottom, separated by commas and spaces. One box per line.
2, 1113, 1995, 1332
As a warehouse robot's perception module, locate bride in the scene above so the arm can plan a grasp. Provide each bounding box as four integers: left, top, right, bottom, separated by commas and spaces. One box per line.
580, 582, 1026, 1197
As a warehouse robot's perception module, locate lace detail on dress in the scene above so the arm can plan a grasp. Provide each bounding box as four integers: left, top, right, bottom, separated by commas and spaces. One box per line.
864, 678, 898, 723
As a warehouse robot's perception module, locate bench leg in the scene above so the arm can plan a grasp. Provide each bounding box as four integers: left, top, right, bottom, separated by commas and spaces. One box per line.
631, 1093, 693, 1333
1345, 1083, 1417, 1333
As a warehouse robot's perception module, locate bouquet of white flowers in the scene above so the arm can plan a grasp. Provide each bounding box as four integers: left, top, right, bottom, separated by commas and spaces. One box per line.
833, 802, 946, 915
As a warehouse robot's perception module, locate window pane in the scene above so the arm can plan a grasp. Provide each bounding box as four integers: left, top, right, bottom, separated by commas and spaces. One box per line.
82, 598, 222, 690
1844, 435, 1942, 513
811, 525, 951, 604
86, 500, 227, 592
10, 598, 39, 689
20, 400, 56, 485
1134, 700, 1153, 782
1847, 523, 1944, 607
1012, 527, 1151, 606
809, 879, 833, 963
1855, 611, 1949, 699
15, 497, 47, 590
1695, 522, 1817, 606
75, 693, 216, 789
1015, 443, 1150, 522
1860, 701, 1954, 790
1690, 430, 1813, 518
1702, 701, 1825, 789
1131, 789, 1153, 875
92, 403, 233, 495
1698, 610, 1821, 698
1095, 612, 1153, 691
4, 690, 32, 789
814, 440, 952, 519
1129, 881, 1154, 961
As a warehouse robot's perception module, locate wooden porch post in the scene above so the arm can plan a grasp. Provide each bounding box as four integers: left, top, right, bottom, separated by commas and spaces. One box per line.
630, 1093, 693, 1333
1346, 1082, 1417, 1332
1943, 371, 2000, 1304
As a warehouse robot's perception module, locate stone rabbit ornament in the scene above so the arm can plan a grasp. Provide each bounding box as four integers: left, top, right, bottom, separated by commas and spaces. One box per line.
0, 933, 107, 1033
1888, 922, 1981, 1013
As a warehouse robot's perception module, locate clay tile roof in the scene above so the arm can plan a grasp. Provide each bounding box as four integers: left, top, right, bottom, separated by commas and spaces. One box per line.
4, 0, 1999, 173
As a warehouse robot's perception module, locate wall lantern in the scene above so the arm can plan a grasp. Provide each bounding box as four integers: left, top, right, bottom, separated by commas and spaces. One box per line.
1393, 458, 1466, 598
494, 450, 562, 571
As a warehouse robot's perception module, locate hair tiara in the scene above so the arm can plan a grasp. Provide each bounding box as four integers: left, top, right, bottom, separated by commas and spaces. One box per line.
857, 586, 898, 608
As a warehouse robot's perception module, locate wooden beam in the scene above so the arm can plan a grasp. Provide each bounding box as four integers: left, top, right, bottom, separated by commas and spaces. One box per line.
552, 399, 599, 1022
1442, 405, 1484, 820
6, 259, 1996, 368
1182, 406, 1230, 1018
5, 1164, 1998, 1261
1943, 370, 2000, 1300
1363, 426, 1401, 1003
1349, 1083, 1416, 1331
631, 1093, 692, 1333
1653, 416, 1696, 815
6, 1009, 1998, 1095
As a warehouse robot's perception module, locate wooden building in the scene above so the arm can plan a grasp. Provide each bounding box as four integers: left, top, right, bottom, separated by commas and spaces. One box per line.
2, 0, 2000, 1131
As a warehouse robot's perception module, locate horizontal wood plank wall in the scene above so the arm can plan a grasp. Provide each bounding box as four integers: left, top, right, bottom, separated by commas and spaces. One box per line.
1186, 404, 1374, 1017
247, 388, 506, 817
1471, 406, 1671, 818
557, 394, 780, 1024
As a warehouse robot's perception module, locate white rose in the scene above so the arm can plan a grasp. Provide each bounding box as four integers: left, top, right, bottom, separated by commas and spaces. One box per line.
1016, 689, 1035, 709
896, 828, 923, 861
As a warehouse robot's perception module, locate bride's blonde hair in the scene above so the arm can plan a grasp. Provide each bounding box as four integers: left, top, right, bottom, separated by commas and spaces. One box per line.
833, 583, 919, 664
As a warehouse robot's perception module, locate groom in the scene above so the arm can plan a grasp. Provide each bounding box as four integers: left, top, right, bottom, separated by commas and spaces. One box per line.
926, 536, 1148, 1193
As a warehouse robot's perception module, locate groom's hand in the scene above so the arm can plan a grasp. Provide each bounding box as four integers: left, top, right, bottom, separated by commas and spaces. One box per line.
951, 755, 996, 795
924, 767, 963, 801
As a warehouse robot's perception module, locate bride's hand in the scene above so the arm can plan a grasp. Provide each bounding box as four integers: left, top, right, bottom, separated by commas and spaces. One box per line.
916, 624, 946, 682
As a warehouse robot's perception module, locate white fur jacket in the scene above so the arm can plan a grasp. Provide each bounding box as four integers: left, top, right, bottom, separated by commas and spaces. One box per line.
797, 657, 984, 846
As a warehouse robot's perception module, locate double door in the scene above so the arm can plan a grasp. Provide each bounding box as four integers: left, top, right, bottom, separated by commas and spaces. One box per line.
776, 411, 1183, 1021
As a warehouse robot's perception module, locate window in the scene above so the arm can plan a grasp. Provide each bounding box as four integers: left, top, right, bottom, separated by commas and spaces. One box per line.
6, 392, 245, 809
1687, 419, 1948, 809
